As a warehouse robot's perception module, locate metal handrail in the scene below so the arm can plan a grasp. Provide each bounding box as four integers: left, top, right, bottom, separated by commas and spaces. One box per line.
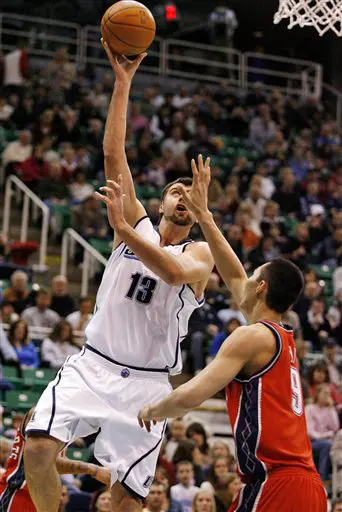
60, 228, 108, 297
2, 176, 49, 269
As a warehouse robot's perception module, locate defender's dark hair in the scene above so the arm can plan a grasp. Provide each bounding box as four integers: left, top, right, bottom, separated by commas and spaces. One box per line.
161, 177, 193, 201
258, 258, 304, 314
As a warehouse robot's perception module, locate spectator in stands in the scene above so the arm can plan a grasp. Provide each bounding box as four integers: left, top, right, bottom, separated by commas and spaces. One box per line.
295, 280, 323, 324
170, 461, 200, 512
192, 490, 217, 512
3, 270, 33, 315
162, 126, 188, 158
22, 289, 60, 329
186, 423, 210, 468
0, 437, 12, 475
10, 95, 34, 130
282, 222, 312, 270
0, 302, 19, 325
302, 299, 331, 351
0, 233, 11, 263
57, 109, 82, 145
46, 48, 76, 96
165, 418, 186, 461
323, 340, 341, 388
188, 301, 220, 374
66, 296, 93, 334
37, 160, 69, 203
209, 318, 242, 358
90, 487, 111, 512
18, 143, 49, 193
41, 320, 80, 369
0, 323, 18, 364
172, 87, 191, 110
32, 109, 57, 144
200, 457, 230, 501
247, 236, 280, 271
8, 319, 39, 368
332, 500, 342, 512
172, 440, 204, 487
225, 474, 242, 509
50, 275, 75, 318
71, 196, 107, 241
0, 95, 14, 124
217, 299, 246, 326
272, 167, 301, 216
143, 480, 182, 512
3, 42, 28, 94
225, 225, 243, 262
2, 130, 32, 177
68, 170, 94, 203
319, 226, 342, 267
210, 441, 233, 469
305, 383, 339, 485
249, 104, 277, 152
307, 361, 341, 406
186, 125, 217, 162
60, 145, 79, 182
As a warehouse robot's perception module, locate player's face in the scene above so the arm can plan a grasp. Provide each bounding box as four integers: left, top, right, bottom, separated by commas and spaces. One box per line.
160, 185, 196, 226
194, 491, 214, 512
240, 264, 268, 312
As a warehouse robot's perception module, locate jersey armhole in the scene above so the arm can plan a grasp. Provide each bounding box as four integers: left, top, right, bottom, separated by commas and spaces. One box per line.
234, 321, 283, 383
112, 215, 151, 253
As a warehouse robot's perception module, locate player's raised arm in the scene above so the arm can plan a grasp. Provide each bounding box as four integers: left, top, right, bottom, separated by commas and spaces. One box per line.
102, 39, 146, 231
137, 324, 268, 427
177, 155, 248, 308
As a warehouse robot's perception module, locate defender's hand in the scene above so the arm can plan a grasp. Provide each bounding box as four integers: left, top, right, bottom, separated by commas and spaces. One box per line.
101, 39, 147, 83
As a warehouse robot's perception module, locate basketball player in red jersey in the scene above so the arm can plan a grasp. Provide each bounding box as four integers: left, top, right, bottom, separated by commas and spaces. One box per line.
0, 408, 110, 511
138, 156, 327, 511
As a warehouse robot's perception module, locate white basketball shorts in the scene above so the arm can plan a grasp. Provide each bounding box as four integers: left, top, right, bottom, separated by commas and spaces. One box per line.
25, 346, 172, 499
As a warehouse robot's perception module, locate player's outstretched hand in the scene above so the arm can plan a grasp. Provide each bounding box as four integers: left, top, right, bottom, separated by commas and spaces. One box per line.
101, 38, 147, 83
138, 405, 160, 433
176, 154, 211, 220
94, 175, 127, 231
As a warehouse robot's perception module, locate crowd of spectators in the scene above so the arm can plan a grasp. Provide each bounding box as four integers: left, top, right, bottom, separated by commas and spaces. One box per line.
0, 44, 341, 508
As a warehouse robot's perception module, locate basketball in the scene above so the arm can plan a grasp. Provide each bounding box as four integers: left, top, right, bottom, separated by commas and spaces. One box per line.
101, 0, 156, 56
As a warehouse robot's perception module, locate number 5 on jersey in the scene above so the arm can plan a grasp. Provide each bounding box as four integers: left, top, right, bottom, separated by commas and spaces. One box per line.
126, 272, 157, 305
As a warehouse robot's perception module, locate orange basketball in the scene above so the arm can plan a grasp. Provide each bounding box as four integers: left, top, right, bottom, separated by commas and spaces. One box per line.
101, 0, 156, 56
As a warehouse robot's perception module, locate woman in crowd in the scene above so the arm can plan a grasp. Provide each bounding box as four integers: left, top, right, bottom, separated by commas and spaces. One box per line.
226, 473, 242, 509
186, 423, 211, 468
41, 320, 80, 369
192, 490, 216, 512
90, 487, 111, 512
305, 383, 340, 486
209, 441, 234, 472
8, 319, 39, 368
201, 458, 236, 510
307, 361, 341, 406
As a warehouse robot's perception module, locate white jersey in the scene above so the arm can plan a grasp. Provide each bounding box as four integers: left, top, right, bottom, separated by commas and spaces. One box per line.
85, 216, 204, 375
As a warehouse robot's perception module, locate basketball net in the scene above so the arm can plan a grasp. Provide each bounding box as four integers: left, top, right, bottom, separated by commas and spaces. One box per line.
274, 0, 342, 36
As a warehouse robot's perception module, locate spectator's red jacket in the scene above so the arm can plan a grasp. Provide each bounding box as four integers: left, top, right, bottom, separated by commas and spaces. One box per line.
18, 156, 49, 183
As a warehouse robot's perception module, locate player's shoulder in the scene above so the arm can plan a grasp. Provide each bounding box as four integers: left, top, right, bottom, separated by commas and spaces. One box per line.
184, 241, 213, 262
221, 324, 274, 356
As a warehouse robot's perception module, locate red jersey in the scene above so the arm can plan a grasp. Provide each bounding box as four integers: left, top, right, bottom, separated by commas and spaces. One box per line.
226, 320, 317, 484
0, 412, 36, 512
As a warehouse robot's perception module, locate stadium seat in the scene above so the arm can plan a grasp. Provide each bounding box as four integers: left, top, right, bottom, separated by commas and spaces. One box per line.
89, 238, 112, 258
5, 390, 41, 410
66, 447, 89, 462
2, 366, 24, 388
22, 368, 57, 390
309, 264, 334, 281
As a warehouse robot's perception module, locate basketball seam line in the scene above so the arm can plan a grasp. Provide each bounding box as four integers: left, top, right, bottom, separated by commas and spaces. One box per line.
106, 4, 154, 24
103, 19, 150, 49
106, 21, 155, 31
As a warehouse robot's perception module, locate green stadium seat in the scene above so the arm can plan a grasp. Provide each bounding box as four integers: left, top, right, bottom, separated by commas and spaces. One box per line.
5, 390, 41, 411
66, 447, 89, 463
22, 368, 57, 390
2, 366, 23, 388
309, 265, 334, 281
51, 204, 71, 231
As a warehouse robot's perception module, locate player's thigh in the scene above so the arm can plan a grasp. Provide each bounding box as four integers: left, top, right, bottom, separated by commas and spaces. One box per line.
95, 375, 171, 500
25, 352, 105, 444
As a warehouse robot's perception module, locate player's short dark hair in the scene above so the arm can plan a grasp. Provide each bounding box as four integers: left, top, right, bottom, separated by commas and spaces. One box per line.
258, 258, 304, 314
161, 177, 193, 201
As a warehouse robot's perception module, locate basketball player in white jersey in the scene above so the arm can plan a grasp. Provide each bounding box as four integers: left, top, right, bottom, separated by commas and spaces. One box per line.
23, 42, 213, 512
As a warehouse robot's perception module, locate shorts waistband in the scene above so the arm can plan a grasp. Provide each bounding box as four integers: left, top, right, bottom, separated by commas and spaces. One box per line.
82, 343, 171, 382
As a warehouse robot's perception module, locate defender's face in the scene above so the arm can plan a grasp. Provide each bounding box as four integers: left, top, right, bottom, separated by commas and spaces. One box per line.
240, 265, 267, 311
160, 185, 196, 226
